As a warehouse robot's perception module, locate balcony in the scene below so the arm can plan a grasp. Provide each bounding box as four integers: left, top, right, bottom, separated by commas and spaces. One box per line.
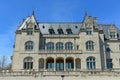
39, 50, 82, 54
43, 34, 79, 38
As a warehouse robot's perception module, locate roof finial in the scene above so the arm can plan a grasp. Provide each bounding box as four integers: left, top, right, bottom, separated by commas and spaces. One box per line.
85, 10, 88, 17
32, 10, 34, 16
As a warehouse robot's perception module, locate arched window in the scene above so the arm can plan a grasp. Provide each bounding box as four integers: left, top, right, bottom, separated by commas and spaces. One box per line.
65, 42, 73, 50
25, 41, 34, 51
49, 28, 55, 34
23, 57, 33, 69
56, 42, 64, 50
47, 42, 54, 50
86, 41, 94, 50
66, 28, 72, 34
46, 57, 54, 70
66, 57, 74, 70
58, 28, 64, 34
86, 57, 96, 69
56, 57, 64, 71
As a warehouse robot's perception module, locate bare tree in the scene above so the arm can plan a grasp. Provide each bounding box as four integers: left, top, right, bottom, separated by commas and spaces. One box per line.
0, 56, 11, 72
0, 60, 1, 72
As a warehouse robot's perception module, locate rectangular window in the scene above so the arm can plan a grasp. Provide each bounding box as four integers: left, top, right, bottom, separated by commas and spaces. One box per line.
27, 28, 33, 35
50, 31, 55, 34
58, 31, 64, 35
49, 29, 55, 35
77, 45, 79, 50
119, 59, 120, 65
86, 28, 92, 35
110, 32, 115, 39
119, 45, 120, 50
106, 59, 113, 69
67, 31, 72, 34
106, 44, 110, 52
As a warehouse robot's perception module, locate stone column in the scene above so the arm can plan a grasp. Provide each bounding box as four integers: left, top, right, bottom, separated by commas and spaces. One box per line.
44, 59, 46, 71
64, 58, 66, 71
33, 58, 38, 71
74, 58, 76, 71
54, 58, 56, 71
103, 44, 107, 70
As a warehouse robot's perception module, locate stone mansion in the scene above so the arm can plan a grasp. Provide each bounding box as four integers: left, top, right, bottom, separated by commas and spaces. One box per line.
9, 12, 120, 80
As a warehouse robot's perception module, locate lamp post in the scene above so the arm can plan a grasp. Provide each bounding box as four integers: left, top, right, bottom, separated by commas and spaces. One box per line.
61, 75, 64, 80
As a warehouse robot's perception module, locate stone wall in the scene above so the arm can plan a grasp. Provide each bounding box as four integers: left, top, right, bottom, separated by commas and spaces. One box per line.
0, 75, 120, 80
1, 71, 120, 80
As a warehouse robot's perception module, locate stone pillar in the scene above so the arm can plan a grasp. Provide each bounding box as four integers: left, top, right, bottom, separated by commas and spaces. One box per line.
74, 58, 76, 71
64, 58, 66, 71
44, 59, 46, 71
54, 58, 56, 71
103, 45, 107, 70
33, 58, 38, 71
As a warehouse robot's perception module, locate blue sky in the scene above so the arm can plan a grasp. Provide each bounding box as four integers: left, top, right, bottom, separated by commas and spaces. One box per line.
0, 0, 120, 62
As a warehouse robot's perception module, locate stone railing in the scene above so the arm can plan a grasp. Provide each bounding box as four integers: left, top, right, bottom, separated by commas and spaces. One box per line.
1, 70, 120, 77
43, 34, 79, 38
39, 50, 82, 54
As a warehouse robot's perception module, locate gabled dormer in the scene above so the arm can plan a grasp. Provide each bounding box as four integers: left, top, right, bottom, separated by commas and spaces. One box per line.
17, 11, 39, 34
108, 24, 118, 40
82, 12, 93, 28
81, 12, 98, 35
49, 25, 55, 35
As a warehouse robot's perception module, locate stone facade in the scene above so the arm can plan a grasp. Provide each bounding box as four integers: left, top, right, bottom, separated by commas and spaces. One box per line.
2, 12, 120, 80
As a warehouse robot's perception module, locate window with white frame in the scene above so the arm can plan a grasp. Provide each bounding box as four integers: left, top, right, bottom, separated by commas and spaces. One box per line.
23, 57, 33, 69
27, 28, 33, 35
65, 42, 73, 50
25, 41, 34, 51
86, 57, 96, 69
86, 41, 94, 50
47, 42, 54, 50
56, 42, 64, 50
110, 32, 116, 39
86, 28, 92, 35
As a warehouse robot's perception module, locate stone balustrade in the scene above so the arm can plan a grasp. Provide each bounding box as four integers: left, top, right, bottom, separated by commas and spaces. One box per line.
39, 50, 82, 54
43, 34, 79, 38
1, 70, 120, 77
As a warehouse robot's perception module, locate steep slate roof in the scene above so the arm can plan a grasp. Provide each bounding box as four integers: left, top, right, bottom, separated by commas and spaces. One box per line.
18, 13, 120, 39
39, 22, 82, 34
97, 24, 120, 39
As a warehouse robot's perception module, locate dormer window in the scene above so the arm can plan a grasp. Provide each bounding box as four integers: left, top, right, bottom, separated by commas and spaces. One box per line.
35, 25, 39, 30
108, 25, 117, 39
75, 26, 78, 28
110, 32, 115, 39
42, 25, 45, 29
86, 28, 92, 35
49, 29, 55, 34
66, 28, 72, 34
58, 28, 64, 35
27, 28, 33, 35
